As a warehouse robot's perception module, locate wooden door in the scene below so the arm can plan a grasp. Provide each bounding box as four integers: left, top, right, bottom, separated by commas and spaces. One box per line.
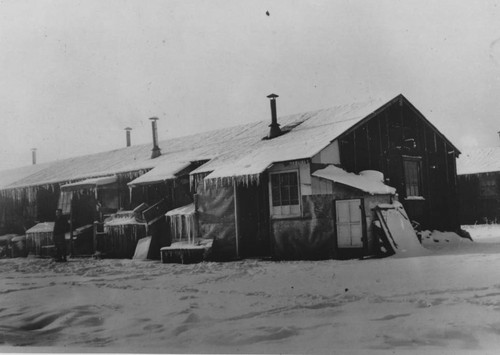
336, 199, 363, 248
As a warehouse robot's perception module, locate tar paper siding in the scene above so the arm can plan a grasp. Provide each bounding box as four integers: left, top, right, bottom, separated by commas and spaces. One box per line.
267, 161, 332, 259
336, 97, 459, 231
267, 161, 391, 259
325, 182, 391, 258
458, 172, 500, 224
0, 186, 59, 235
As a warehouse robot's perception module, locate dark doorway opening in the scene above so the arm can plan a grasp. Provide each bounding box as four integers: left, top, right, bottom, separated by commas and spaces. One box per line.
236, 179, 271, 258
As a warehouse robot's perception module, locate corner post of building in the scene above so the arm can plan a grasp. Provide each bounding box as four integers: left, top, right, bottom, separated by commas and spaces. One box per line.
69, 202, 74, 257
232, 177, 240, 259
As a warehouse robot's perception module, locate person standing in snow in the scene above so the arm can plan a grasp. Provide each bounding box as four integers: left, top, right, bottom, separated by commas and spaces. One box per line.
53, 208, 69, 262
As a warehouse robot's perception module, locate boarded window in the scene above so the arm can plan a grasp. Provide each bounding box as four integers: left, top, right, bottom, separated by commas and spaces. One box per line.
403, 158, 422, 197
270, 171, 300, 216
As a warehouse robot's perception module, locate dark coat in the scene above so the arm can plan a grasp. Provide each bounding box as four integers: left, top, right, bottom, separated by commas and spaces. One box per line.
53, 215, 69, 237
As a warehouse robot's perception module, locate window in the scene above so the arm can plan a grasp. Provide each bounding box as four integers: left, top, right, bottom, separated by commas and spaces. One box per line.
270, 171, 300, 216
403, 158, 422, 197
479, 175, 497, 198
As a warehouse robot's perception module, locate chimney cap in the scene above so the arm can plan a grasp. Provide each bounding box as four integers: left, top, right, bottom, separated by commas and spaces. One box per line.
267, 93, 279, 99
31, 148, 37, 151
149, 117, 159, 121
124, 127, 132, 131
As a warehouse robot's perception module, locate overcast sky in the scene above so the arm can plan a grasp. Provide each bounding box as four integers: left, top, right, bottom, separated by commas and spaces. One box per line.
1, 0, 500, 169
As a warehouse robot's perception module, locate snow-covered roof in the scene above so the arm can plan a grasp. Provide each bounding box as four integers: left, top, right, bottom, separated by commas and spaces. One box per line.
128, 161, 191, 186
0, 163, 51, 189
26, 222, 54, 234
457, 147, 500, 175
0, 93, 454, 190
312, 166, 396, 195
165, 203, 195, 217
191, 99, 391, 184
61, 175, 117, 191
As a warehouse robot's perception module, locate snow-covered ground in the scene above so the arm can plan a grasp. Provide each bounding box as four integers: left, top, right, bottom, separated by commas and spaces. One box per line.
2, 226, 500, 353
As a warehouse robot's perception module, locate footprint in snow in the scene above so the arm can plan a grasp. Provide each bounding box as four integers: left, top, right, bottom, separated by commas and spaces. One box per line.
371, 313, 412, 321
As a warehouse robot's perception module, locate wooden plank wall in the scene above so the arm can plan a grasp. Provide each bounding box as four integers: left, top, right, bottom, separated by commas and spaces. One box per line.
338, 99, 459, 230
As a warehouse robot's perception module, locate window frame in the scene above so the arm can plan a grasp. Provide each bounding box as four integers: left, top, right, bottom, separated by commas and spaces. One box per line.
479, 175, 498, 198
268, 169, 301, 218
402, 156, 423, 198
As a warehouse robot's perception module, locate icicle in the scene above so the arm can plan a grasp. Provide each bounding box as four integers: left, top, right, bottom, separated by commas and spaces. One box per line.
186, 213, 195, 244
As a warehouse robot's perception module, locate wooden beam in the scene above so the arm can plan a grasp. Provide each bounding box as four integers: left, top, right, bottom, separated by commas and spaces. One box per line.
353, 131, 357, 172
377, 116, 384, 170
444, 141, 449, 184
233, 178, 240, 258
384, 111, 390, 150
400, 103, 405, 141
366, 125, 371, 167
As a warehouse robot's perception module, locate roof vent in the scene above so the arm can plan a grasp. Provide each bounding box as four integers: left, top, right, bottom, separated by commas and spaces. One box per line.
31, 148, 37, 165
149, 117, 161, 159
267, 93, 282, 139
125, 127, 132, 147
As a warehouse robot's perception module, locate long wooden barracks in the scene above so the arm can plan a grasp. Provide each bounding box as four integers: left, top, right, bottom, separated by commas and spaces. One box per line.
0, 93, 460, 261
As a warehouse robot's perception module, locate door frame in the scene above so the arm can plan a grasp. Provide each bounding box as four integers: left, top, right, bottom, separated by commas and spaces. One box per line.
334, 198, 366, 249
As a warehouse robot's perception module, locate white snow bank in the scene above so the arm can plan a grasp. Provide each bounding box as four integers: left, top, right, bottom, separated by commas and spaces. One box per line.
313, 166, 396, 195
421, 230, 473, 254
463, 224, 500, 242
3, 247, 500, 352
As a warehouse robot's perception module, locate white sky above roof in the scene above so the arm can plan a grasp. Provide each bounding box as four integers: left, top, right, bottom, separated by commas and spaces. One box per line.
1, 0, 500, 171
457, 147, 500, 175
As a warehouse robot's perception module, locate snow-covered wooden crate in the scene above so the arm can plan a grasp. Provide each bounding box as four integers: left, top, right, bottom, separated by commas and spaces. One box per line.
10, 235, 27, 258
0, 234, 17, 258
102, 211, 148, 258
25, 222, 55, 257
160, 239, 212, 264
162, 203, 213, 263
165, 203, 197, 243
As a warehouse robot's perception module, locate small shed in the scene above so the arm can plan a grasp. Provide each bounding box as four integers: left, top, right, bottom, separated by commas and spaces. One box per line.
25, 222, 69, 257
0, 234, 17, 258
161, 203, 213, 263
165, 203, 197, 244
100, 199, 169, 259
101, 212, 147, 258
310, 166, 396, 259
10, 235, 27, 258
